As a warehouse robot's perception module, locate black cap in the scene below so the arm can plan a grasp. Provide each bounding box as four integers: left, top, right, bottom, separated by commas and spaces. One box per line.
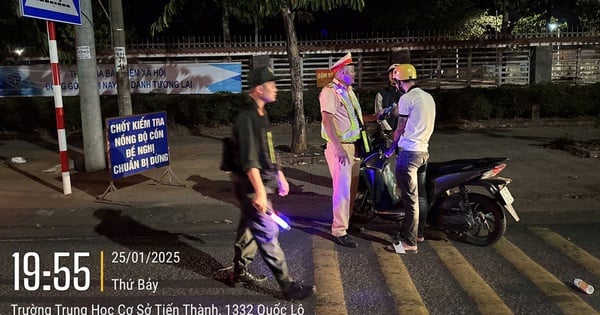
248, 67, 278, 88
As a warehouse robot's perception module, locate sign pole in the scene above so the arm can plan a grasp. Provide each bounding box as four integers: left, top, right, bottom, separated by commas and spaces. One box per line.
47, 20, 72, 195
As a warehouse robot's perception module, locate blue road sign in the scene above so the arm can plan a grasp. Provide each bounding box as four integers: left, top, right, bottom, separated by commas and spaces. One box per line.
106, 112, 170, 179
20, 0, 82, 25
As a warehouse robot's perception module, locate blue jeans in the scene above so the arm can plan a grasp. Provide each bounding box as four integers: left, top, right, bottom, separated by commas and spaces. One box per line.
395, 150, 429, 246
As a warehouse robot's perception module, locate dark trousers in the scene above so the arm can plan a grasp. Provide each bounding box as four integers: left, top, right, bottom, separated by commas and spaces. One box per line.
395, 150, 429, 246
231, 174, 293, 289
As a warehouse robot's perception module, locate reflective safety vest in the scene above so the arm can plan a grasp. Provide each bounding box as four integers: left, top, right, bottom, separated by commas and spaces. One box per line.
321, 81, 363, 143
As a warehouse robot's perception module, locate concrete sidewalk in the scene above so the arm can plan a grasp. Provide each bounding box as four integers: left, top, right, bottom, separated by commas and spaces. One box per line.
0, 131, 237, 232
1, 121, 599, 231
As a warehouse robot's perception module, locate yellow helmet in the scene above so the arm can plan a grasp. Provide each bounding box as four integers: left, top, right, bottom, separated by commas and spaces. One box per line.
393, 64, 417, 81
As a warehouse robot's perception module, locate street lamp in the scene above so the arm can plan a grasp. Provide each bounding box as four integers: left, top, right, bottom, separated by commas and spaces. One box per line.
13, 48, 24, 64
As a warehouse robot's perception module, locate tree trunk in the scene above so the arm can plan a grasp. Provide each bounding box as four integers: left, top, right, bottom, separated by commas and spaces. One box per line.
281, 7, 307, 154
501, 6, 510, 35
221, 5, 231, 46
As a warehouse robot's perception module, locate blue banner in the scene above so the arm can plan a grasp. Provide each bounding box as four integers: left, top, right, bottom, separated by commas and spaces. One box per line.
106, 112, 169, 179
0, 63, 242, 97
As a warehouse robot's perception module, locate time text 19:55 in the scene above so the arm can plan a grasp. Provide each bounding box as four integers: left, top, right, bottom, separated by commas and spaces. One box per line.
12, 252, 91, 292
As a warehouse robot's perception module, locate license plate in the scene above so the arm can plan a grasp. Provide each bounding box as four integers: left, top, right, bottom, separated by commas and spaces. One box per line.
499, 187, 514, 205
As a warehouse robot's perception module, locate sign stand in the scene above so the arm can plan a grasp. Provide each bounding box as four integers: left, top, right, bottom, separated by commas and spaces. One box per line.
96, 181, 130, 207
101, 111, 185, 204
153, 166, 185, 187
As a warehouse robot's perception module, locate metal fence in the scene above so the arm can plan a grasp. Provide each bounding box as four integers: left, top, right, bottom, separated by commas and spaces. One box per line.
121, 31, 600, 91
146, 46, 597, 91
125, 29, 599, 51
551, 47, 600, 84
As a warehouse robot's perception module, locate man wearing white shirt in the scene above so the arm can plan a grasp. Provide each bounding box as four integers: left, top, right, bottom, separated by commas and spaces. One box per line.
385, 64, 436, 254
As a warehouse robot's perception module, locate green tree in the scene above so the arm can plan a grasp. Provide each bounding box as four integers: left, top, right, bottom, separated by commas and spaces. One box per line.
1, 0, 117, 64
576, 0, 600, 32
492, 0, 527, 34
279, 0, 364, 153
365, 0, 482, 32
0, 0, 47, 64
456, 10, 502, 39
480, 0, 580, 35
151, 0, 365, 153
512, 14, 566, 34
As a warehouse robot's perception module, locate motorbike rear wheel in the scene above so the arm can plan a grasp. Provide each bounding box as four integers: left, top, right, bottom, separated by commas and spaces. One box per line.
351, 189, 376, 223
462, 193, 506, 246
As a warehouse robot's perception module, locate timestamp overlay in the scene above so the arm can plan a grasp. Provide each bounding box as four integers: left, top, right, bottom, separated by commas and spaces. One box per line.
0, 228, 313, 315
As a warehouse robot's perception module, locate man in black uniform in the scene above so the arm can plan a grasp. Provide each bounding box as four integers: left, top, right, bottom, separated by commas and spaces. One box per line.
374, 64, 403, 133
229, 66, 315, 300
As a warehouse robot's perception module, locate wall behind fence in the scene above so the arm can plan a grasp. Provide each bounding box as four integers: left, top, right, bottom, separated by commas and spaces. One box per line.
127, 47, 600, 91
10, 33, 600, 92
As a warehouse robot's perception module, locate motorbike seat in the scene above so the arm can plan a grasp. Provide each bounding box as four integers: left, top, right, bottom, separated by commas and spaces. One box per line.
427, 157, 508, 177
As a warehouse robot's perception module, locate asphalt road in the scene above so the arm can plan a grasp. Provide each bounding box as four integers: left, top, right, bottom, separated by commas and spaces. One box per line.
0, 121, 599, 314
0, 209, 598, 315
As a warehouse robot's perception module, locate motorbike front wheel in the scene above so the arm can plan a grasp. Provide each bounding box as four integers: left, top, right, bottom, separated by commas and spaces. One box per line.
351, 189, 376, 223
462, 193, 507, 246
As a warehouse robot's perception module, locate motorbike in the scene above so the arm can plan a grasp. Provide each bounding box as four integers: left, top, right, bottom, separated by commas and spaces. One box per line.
351, 118, 520, 246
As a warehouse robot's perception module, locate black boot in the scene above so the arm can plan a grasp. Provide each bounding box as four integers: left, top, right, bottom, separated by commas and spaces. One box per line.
230, 270, 267, 285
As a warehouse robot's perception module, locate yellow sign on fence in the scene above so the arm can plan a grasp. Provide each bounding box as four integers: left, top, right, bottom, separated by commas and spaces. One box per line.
316, 69, 334, 87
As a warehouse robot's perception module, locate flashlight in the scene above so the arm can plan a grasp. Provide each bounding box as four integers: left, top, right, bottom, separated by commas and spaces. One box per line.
266, 208, 291, 231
